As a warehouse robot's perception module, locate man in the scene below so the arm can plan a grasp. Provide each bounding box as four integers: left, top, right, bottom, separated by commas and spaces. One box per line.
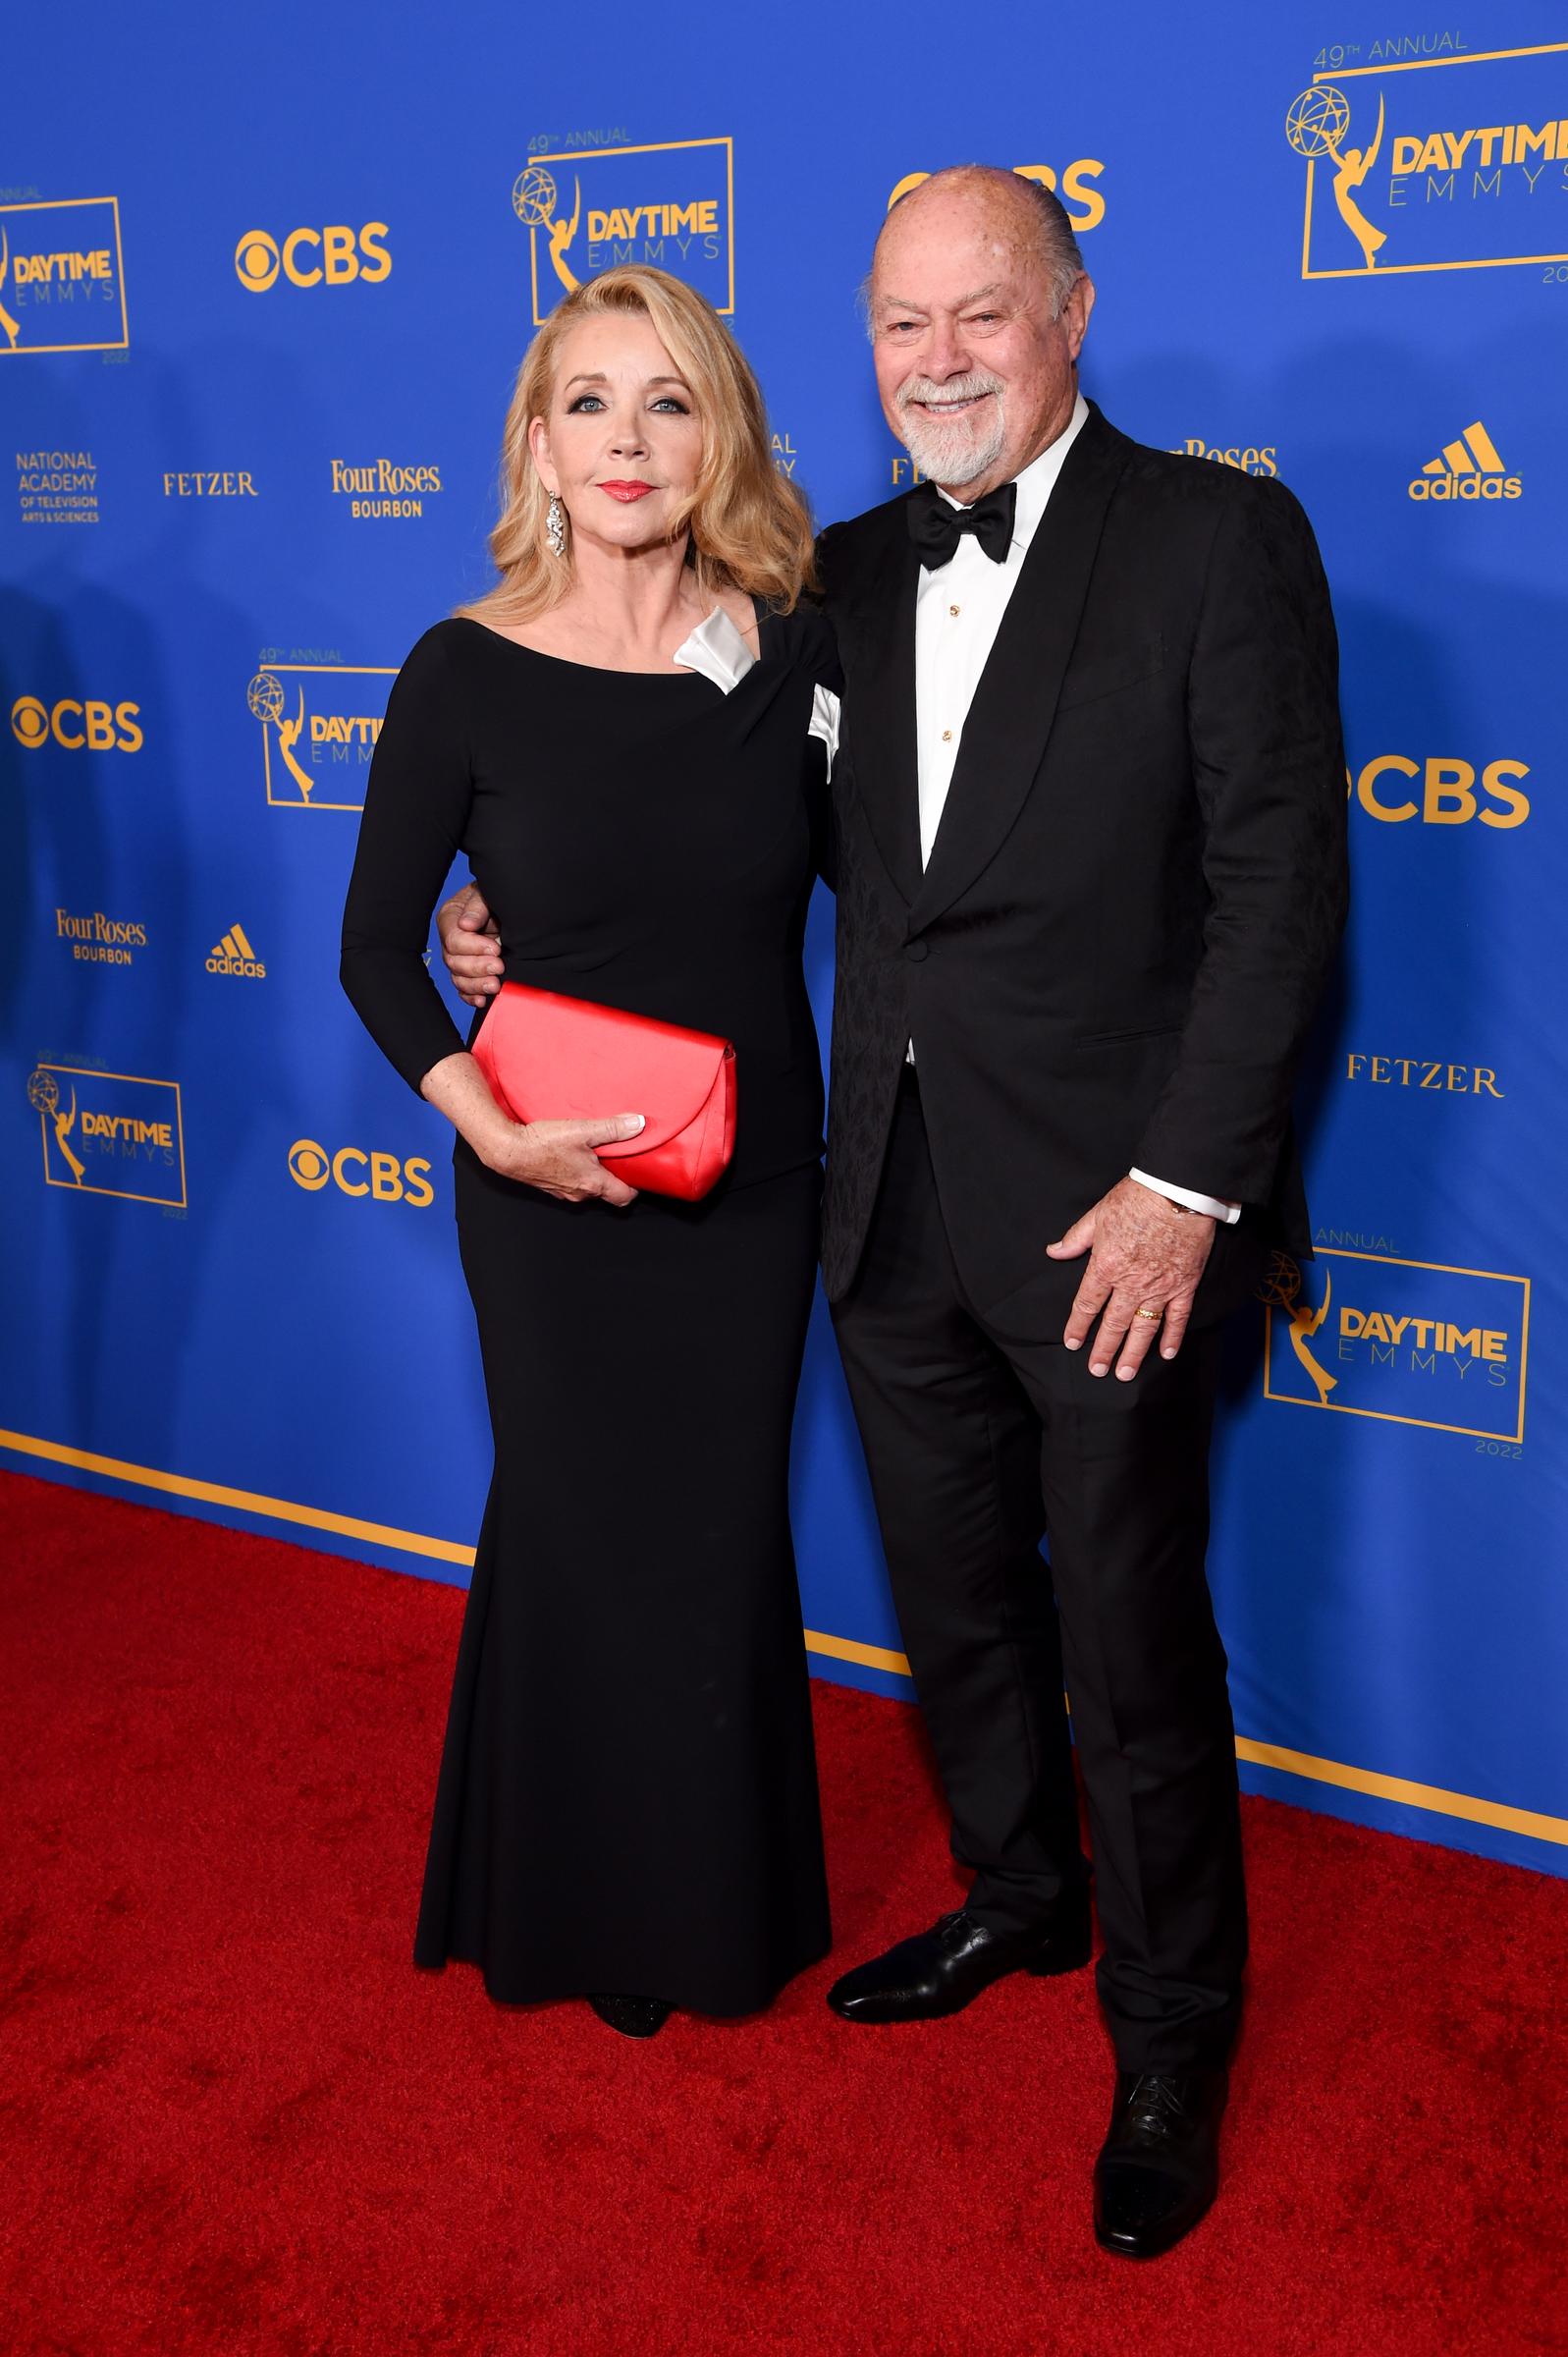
439, 167, 1348, 2258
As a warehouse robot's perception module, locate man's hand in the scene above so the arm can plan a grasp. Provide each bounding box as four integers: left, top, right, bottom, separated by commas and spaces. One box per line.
437, 882, 501, 1008
1047, 1178, 1217, 1380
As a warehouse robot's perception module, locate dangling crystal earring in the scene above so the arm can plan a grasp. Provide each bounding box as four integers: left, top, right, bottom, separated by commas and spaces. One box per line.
546, 493, 566, 558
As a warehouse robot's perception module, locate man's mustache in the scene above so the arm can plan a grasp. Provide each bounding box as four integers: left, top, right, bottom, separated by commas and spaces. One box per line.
896, 372, 1004, 412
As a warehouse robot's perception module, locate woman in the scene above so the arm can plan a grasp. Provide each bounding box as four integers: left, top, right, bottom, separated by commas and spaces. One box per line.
340, 266, 839, 2037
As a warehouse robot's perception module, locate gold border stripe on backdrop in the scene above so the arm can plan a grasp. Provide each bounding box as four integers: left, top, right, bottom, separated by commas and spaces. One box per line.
3, 1424, 1564, 1849
1232, 1738, 1568, 1849
0, 1425, 473, 1566
798, 1626, 910, 1676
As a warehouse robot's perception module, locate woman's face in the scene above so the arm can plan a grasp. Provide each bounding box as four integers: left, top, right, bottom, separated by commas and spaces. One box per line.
529, 313, 704, 556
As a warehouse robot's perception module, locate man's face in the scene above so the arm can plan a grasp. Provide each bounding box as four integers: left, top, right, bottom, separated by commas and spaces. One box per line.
869, 183, 1094, 499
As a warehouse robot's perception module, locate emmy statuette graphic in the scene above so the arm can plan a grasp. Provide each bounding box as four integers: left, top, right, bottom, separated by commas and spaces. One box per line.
513, 165, 583, 298
28, 1069, 86, 1185
1287, 82, 1387, 272
1260, 1248, 1337, 1406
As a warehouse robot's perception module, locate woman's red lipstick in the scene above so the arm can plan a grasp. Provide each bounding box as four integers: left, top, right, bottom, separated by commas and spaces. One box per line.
600, 480, 655, 502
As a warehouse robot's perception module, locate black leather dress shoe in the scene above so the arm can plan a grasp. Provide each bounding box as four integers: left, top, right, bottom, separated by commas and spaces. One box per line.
1093, 2068, 1227, 2258
826, 1904, 1092, 2024
587, 1994, 672, 2039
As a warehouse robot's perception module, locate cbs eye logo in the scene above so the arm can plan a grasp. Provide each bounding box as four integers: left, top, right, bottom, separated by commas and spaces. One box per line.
12, 695, 143, 751
235, 224, 392, 293
288, 1138, 434, 1206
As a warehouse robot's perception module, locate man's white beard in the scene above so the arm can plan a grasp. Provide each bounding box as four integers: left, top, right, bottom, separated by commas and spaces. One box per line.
896, 374, 1006, 489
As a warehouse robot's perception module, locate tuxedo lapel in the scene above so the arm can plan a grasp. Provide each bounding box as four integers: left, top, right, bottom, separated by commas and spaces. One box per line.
908, 408, 1134, 933
841, 512, 923, 908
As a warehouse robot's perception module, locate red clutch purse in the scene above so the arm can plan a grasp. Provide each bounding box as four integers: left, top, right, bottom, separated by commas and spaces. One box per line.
471, 982, 736, 1201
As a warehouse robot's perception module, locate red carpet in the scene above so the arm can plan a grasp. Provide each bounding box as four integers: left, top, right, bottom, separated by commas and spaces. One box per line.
1, 1468, 1563, 2356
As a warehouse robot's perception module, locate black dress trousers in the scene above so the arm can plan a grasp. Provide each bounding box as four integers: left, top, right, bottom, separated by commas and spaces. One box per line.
831, 1072, 1247, 2071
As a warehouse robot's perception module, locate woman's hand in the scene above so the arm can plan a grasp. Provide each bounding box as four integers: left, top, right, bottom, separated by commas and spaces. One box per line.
485, 1113, 646, 1207
419, 1051, 644, 1207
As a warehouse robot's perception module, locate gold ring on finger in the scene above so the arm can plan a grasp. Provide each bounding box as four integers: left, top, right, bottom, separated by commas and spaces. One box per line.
1133, 1305, 1162, 1323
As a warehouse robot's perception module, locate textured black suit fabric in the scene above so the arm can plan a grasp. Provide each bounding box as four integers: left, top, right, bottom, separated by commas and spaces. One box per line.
817, 410, 1346, 2068
340, 606, 838, 2014
816, 405, 1349, 1312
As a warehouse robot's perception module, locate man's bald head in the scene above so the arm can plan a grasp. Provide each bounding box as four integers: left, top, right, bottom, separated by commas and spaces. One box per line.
873, 166, 1086, 318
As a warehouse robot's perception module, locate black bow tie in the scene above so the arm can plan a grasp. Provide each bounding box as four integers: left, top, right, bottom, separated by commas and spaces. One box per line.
906, 479, 1017, 570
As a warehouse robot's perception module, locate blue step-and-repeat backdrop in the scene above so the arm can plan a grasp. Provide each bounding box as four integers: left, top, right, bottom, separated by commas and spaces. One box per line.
4, 5, 1564, 1877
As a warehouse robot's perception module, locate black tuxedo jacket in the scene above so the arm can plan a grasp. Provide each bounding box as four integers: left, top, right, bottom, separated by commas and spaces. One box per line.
816, 403, 1349, 1316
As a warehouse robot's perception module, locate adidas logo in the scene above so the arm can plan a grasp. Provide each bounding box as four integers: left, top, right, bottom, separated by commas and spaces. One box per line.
1408, 421, 1521, 502
206, 921, 266, 979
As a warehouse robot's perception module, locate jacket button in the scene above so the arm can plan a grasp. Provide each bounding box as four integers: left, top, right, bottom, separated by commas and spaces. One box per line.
904, 939, 930, 962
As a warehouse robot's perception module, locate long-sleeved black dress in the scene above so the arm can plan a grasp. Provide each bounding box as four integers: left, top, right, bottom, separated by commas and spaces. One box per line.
341, 604, 838, 2014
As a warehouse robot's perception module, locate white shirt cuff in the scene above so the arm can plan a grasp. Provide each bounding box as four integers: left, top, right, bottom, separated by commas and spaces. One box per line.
1129, 1169, 1241, 1225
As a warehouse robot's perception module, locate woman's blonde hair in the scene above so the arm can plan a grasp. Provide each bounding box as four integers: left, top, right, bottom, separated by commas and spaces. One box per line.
458, 265, 815, 626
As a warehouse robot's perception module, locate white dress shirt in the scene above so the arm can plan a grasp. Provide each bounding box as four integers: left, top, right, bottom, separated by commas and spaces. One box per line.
911, 397, 1239, 1226
915, 396, 1090, 863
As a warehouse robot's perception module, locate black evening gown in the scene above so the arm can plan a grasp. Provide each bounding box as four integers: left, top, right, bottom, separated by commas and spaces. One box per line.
340, 604, 838, 2015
